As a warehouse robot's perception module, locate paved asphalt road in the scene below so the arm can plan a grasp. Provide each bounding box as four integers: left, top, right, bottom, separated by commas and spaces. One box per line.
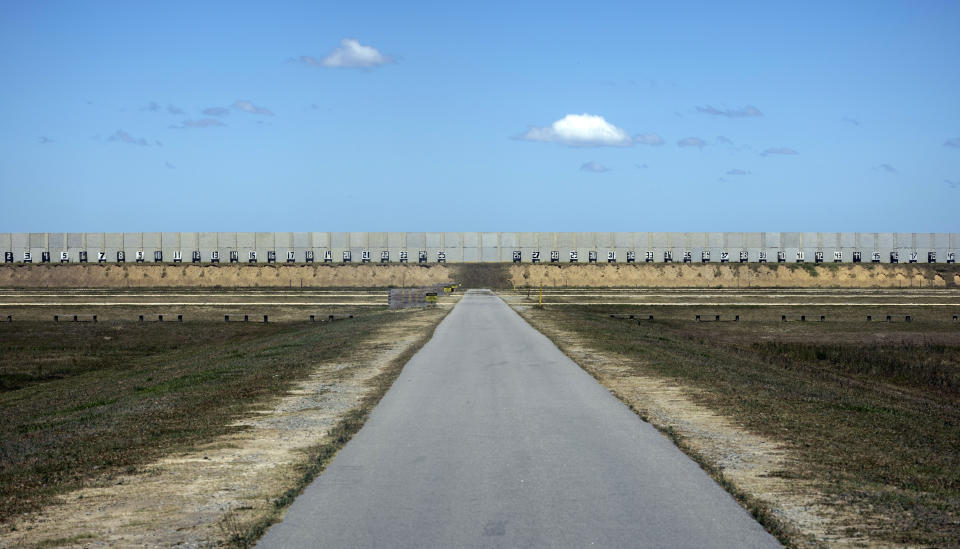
258, 290, 780, 548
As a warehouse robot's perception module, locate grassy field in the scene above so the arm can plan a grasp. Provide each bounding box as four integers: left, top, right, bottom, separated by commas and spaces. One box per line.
519, 302, 960, 547
0, 308, 401, 522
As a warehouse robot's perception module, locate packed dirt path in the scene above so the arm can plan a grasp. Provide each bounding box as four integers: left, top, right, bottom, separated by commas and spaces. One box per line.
258, 290, 778, 548
0, 308, 447, 548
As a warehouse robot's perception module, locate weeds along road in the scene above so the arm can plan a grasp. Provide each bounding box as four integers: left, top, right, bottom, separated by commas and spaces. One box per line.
257, 289, 780, 548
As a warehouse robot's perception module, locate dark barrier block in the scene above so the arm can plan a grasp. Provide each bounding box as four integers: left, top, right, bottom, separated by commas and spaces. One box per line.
310, 315, 315, 322
867, 315, 872, 321
225, 315, 230, 322
54, 315, 59, 322
800, 315, 806, 321
73, 315, 78, 322
177, 315, 183, 322
349, 315, 354, 319
696, 315, 701, 321
781, 315, 786, 322
629, 315, 635, 319
886, 315, 892, 322
329, 315, 335, 321
734, 315, 739, 322
905, 315, 911, 322
93, 315, 97, 323
158, 315, 163, 322
954, 315, 958, 322
244, 315, 249, 322
715, 315, 720, 321
139, 315, 144, 322
820, 316, 825, 322
263, 315, 268, 323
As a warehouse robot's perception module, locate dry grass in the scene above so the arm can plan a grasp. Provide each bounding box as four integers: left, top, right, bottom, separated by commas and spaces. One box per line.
0, 310, 393, 522
528, 304, 960, 547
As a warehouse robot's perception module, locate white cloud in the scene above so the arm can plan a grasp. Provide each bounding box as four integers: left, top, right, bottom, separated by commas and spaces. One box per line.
944, 137, 960, 148
519, 113, 632, 147
233, 100, 273, 116
580, 161, 609, 173
634, 133, 665, 146
307, 39, 392, 69
726, 168, 750, 176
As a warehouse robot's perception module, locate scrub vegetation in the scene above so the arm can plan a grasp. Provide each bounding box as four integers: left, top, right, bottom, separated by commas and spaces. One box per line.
524, 304, 960, 547
0, 309, 396, 522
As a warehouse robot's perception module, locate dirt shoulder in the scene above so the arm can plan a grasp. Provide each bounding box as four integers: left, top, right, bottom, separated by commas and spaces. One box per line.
504, 295, 960, 548
0, 308, 448, 548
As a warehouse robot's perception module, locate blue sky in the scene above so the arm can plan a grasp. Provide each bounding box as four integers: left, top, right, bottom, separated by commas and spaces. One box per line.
1, 0, 958, 232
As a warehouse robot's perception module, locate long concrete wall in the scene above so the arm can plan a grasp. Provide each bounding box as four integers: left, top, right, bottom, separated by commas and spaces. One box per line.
1, 233, 958, 265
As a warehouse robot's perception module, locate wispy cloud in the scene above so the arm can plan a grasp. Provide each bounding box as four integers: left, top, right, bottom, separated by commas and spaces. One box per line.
761, 147, 798, 156
677, 137, 706, 149
947, 179, 959, 189
944, 137, 960, 148
302, 38, 393, 69
874, 163, 898, 174
634, 133, 665, 146
580, 161, 609, 173
38, 136, 53, 144
165, 161, 176, 170
842, 117, 860, 126
518, 113, 632, 147
726, 168, 750, 176
203, 107, 230, 117
634, 163, 648, 169
154, 140, 163, 147
233, 100, 273, 116
695, 105, 763, 118
108, 129, 149, 146
715, 135, 734, 146
172, 118, 225, 129
143, 101, 184, 115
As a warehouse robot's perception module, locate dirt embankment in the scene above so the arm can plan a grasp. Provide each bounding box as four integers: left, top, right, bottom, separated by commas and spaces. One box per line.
2, 262, 958, 289
0, 263, 455, 288
508, 263, 960, 289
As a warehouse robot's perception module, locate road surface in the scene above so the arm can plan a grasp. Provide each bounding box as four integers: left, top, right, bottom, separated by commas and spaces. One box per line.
257, 290, 780, 548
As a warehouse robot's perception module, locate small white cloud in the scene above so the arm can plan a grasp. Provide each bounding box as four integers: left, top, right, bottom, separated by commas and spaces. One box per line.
167, 104, 184, 115
726, 168, 750, 176
677, 137, 706, 149
944, 137, 960, 148
233, 100, 273, 116
38, 136, 53, 144
761, 147, 798, 156
203, 107, 230, 117
634, 163, 648, 169
172, 118, 225, 129
842, 117, 860, 126
165, 161, 176, 170
875, 163, 898, 174
946, 179, 958, 189
634, 133, 665, 146
307, 38, 393, 69
580, 161, 609, 173
519, 113, 632, 147
108, 129, 149, 146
